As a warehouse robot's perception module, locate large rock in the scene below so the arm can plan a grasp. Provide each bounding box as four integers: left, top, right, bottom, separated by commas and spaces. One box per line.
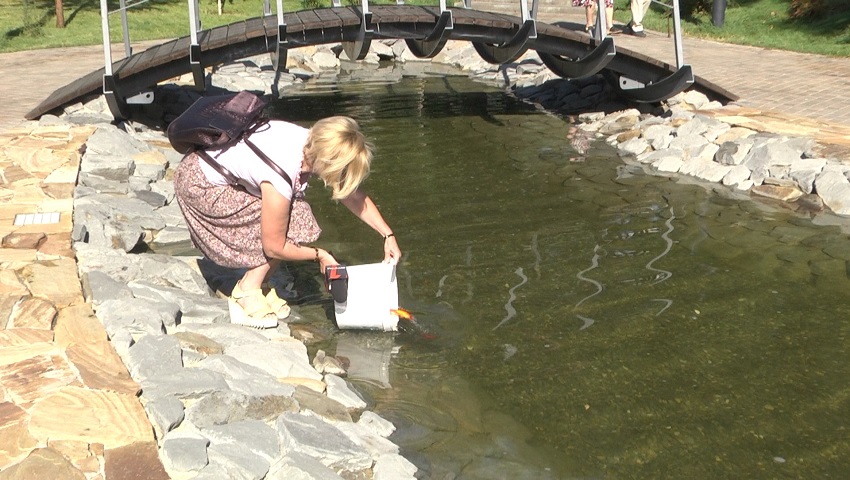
226, 341, 323, 381
129, 281, 227, 326
265, 451, 344, 480
204, 442, 270, 480
814, 170, 850, 216
184, 390, 298, 428
144, 395, 185, 440
75, 245, 211, 296
202, 420, 281, 461
125, 334, 183, 382
194, 354, 296, 397
94, 298, 177, 339
276, 413, 372, 471
139, 368, 229, 401
161, 433, 209, 473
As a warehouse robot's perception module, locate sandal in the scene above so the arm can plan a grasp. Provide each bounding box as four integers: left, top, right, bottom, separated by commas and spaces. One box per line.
229, 283, 278, 329
584, 25, 594, 36
263, 284, 291, 320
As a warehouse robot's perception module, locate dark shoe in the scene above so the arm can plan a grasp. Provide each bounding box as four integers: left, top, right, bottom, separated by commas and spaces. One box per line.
608, 25, 624, 35
584, 25, 595, 37
627, 25, 647, 37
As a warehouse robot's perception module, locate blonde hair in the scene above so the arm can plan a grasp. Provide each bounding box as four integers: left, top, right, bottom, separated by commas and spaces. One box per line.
304, 116, 373, 200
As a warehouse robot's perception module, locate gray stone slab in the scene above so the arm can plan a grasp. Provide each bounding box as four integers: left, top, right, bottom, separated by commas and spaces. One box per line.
276, 412, 372, 471
203, 420, 281, 461
81, 270, 134, 306
373, 453, 418, 480
205, 442, 270, 480
175, 323, 271, 349
334, 422, 398, 459
185, 391, 298, 429
815, 170, 850, 216
357, 411, 396, 438
129, 281, 228, 325
266, 452, 344, 480
140, 368, 229, 401
95, 297, 176, 339
144, 395, 185, 440
195, 355, 296, 397
162, 433, 209, 473
324, 374, 367, 410
227, 342, 322, 381
126, 334, 183, 382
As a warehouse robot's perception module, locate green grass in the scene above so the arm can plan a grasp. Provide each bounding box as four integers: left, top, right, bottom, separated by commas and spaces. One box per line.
614, 0, 850, 56
2, 0, 849, 56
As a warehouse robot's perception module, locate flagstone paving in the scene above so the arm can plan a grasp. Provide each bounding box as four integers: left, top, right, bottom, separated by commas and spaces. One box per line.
0, 122, 166, 479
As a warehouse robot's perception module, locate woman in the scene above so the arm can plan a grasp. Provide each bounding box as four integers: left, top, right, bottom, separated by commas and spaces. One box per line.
173, 116, 401, 329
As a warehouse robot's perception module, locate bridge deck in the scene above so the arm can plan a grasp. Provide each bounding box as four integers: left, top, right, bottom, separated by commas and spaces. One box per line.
26, 6, 734, 119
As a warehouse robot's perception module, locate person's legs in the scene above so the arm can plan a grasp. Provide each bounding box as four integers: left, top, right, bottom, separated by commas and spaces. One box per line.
630, 0, 652, 33
585, 3, 596, 30
174, 155, 281, 328
260, 258, 291, 320
230, 262, 280, 328
605, 5, 614, 33
239, 263, 272, 291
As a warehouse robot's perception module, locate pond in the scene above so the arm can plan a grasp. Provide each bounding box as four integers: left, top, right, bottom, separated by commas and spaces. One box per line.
255, 73, 850, 478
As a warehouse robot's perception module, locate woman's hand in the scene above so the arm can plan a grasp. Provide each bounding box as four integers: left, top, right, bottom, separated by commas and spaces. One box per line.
318, 248, 339, 273
383, 235, 401, 265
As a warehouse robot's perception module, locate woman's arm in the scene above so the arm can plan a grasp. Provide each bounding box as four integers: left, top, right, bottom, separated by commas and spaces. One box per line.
339, 188, 401, 264
259, 182, 337, 270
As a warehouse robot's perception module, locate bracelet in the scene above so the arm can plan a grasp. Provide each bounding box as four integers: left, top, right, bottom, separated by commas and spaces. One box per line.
313, 247, 320, 263
383, 233, 395, 240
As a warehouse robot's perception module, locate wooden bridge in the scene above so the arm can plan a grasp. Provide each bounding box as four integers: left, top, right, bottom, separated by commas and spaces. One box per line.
25, 3, 735, 120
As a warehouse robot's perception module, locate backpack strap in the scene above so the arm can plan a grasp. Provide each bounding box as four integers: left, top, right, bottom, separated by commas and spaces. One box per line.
193, 119, 295, 192
194, 149, 248, 189
243, 137, 294, 189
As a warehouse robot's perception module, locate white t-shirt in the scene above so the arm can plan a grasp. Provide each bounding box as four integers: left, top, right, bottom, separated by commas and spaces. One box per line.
199, 120, 309, 199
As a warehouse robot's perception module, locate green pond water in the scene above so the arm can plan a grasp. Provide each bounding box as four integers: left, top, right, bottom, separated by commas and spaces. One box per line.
197, 74, 850, 478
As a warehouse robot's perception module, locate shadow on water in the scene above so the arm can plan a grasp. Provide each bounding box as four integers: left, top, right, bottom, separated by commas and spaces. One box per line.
171, 73, 850, 479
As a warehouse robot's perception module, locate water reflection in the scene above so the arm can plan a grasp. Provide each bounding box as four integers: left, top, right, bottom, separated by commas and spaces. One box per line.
268, 75, 850, 479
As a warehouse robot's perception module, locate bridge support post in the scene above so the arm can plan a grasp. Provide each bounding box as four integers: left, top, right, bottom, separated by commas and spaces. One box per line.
342, 0, 373, 61
539, 36, 616, 80
405, 0, 453, 58
273, 24, 289, 72
187, 0, 205, 91
99, 0, 129, 120
102, 74, 129, 121
601, 0, 693, 102
268, 0, 289, 72
472, 0, 536, 64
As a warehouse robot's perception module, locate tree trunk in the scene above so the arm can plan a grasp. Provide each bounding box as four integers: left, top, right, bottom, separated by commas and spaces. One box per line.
55, 0, 65, 28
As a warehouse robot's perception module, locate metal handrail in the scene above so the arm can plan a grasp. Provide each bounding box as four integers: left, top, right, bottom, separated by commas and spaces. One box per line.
648, 0, 684, 68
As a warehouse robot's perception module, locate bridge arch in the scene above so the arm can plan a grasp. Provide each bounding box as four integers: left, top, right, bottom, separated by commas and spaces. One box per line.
26, 3, 734, 120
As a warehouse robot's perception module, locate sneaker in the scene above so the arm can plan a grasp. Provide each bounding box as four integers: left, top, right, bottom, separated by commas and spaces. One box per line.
608, 25, 624, 35
628, 25, 647, 37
